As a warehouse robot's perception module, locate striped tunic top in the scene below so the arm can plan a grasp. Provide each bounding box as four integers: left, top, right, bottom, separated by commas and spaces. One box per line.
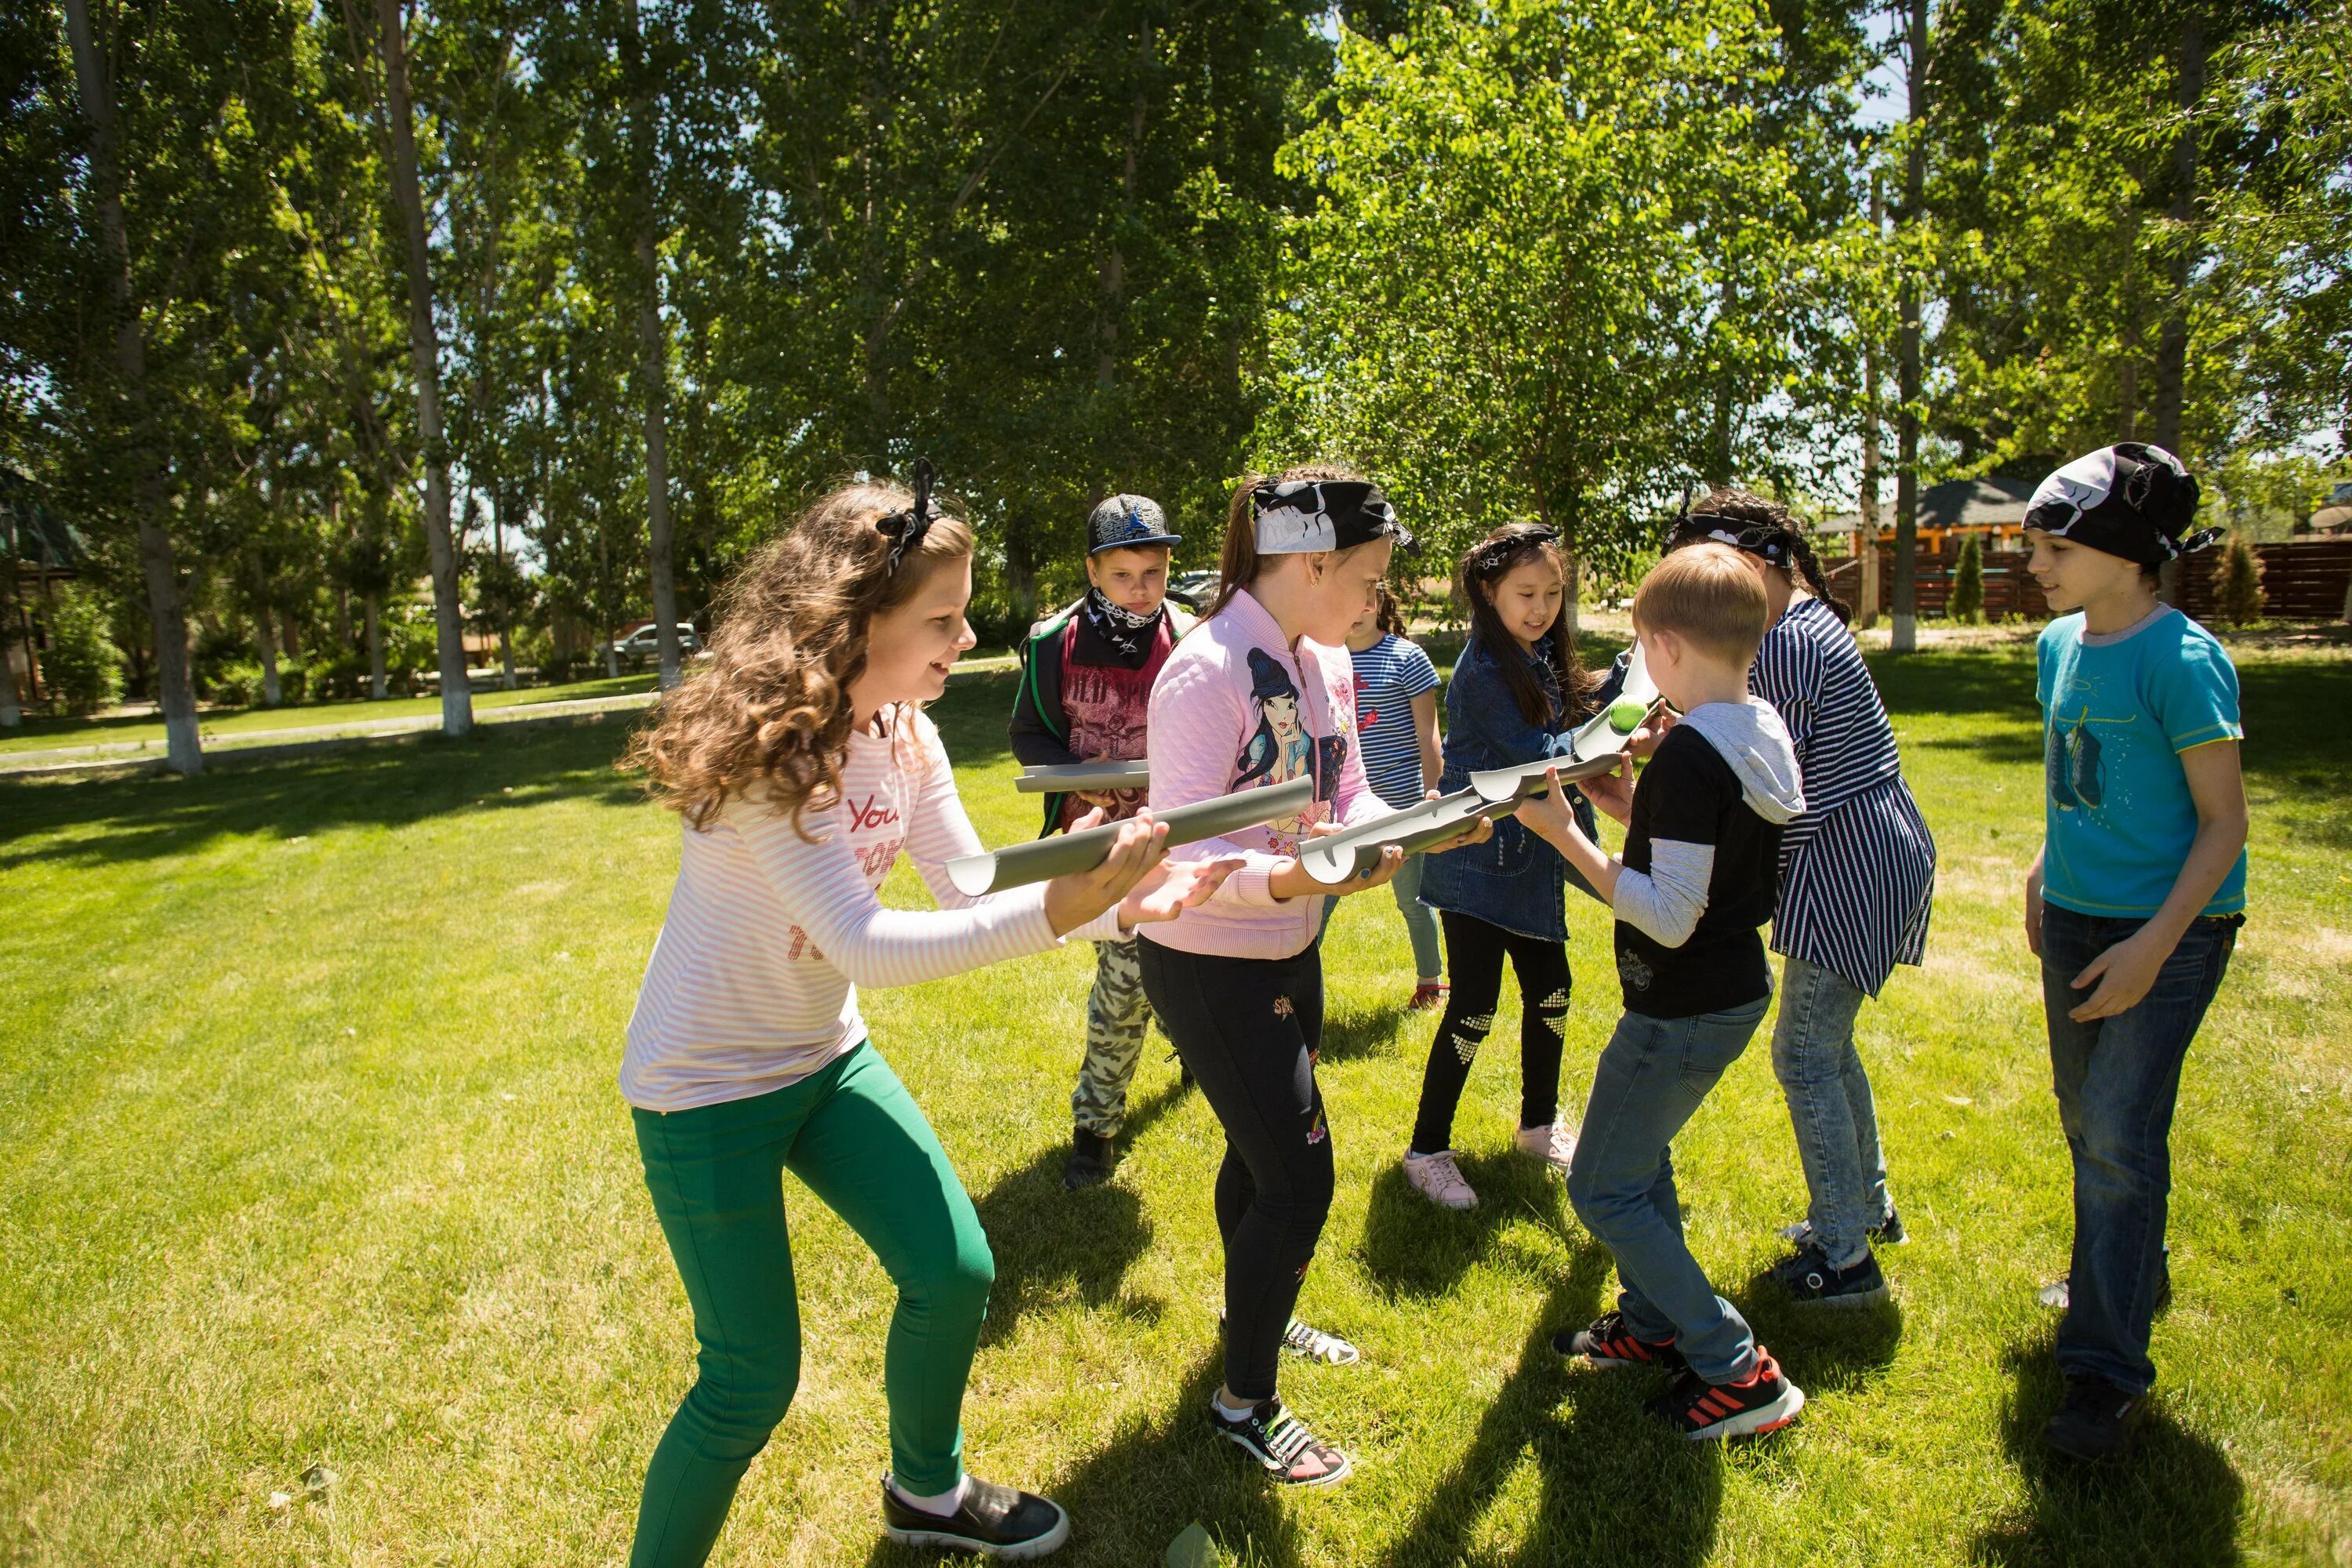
622, 707, 1122, 1112
1748, 597, 1936, 995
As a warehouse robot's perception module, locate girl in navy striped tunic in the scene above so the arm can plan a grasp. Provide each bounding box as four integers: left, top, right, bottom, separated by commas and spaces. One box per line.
1663, 492, 1936, 1308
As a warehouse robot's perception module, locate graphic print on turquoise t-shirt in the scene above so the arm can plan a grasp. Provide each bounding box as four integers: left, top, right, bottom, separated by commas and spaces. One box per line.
2045, 714, 2103, 809
2035, 609, 2247, 919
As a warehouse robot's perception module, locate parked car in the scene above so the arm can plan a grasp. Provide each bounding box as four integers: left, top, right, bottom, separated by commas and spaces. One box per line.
606, 622, 702, 668
1167, 569, 1220, 610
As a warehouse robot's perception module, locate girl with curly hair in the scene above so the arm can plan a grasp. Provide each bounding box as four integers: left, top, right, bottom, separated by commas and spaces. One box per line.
619, 473, 1233, 1564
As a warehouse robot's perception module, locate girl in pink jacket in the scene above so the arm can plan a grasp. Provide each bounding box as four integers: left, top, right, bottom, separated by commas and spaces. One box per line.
1138, 463, 1490, 1488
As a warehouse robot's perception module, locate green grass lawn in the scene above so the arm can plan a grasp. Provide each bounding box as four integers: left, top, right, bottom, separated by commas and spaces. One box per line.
3, 639, 2349, 1566
0, 673, 665, 757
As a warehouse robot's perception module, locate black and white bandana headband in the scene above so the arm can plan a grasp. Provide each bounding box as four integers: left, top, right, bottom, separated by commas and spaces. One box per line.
1250, 480, 1413, 554
1662, 488, 1797, 567
875, 458, 937, 575
2025, 443, 2217, 568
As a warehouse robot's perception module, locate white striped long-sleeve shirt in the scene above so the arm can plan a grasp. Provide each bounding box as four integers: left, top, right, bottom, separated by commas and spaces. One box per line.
621, 707, 1122, 1112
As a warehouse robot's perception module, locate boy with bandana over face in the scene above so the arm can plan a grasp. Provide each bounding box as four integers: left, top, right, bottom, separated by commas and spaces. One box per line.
1011, 494, 1196, 1189
2020, 443, 2249, 1461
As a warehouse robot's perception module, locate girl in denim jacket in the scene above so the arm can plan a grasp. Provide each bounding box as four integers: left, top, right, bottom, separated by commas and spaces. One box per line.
1406, 524, 1606, 1210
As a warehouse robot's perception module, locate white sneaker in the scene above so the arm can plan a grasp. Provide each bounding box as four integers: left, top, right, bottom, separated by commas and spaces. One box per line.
1514, 1122, 1576, 1173
1403, 1149, 1479, 1210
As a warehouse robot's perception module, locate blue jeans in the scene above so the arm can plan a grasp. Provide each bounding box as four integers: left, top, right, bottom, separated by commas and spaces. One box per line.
1391, 851, 1443, 982
2042, 903, 2237, 1395
1771, 956, 1889, 1269
1568, 998, 1771, 1383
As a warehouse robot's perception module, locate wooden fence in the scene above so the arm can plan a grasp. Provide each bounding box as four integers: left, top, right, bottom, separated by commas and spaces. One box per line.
1817, 537, 2352, 622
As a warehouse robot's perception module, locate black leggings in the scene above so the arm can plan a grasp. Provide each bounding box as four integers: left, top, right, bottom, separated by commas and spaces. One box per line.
1137, 937, 1333, 1404
1410, 909, 1572, 1154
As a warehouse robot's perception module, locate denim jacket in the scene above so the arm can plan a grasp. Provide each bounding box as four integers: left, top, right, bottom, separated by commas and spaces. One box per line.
1417, 637, 1606, 943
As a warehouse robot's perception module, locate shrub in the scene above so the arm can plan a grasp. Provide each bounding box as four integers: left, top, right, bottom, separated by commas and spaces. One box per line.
209, 660, 263, 707
1949, 535, 1985, 624
2218, 535, 2265, 626
39, 585, 124, 716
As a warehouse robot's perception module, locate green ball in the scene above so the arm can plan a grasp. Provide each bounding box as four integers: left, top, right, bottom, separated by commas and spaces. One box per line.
1608, 699, 1648, 734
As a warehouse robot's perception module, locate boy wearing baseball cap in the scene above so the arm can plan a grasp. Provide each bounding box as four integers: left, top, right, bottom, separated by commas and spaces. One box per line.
1010, 494, 1194, 1189
2020, 442, 2249, 1461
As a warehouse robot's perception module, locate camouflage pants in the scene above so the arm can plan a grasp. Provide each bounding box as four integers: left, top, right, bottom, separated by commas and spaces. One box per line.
1070, 936, 1154, 1138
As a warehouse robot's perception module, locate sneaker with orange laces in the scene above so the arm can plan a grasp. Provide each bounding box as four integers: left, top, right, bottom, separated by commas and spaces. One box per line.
1647, 1351, 1806, 1442
1554, 1309, 1687, 1373
1406, 981, 1448, 1012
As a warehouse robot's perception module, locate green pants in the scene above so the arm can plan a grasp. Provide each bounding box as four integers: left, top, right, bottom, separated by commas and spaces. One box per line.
630, 1042, 993, 1568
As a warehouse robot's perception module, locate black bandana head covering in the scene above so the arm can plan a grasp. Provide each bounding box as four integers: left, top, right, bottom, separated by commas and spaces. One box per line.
1250, 480, 1413, 554
1663, 486, 1800, 568
2025, 443, 2217, 568
1465, 524, 1559, 579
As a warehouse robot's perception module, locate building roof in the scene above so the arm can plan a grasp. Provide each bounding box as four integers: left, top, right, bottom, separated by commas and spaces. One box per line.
1826, 475, 2038, 532
2, 466, 90, 572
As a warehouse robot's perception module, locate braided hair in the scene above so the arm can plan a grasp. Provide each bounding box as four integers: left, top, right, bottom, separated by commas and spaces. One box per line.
1664, 488, 1853, 625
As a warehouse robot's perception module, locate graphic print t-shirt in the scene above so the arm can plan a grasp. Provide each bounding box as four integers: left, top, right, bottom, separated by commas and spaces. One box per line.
1348, 633, 1441, 810
1615, 727, 1784, 1018
2036, 607, 2246, 918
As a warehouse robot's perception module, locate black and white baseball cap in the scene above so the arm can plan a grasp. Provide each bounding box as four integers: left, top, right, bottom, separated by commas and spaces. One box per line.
1087, 494, 1181, 554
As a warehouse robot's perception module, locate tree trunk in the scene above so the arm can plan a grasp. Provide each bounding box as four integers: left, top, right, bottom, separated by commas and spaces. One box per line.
256, 606, 281, 707
1095, 23, 1150, 400
0, 593, 18, 729
64, 0, 201, 772
638, 224, 679, 691
374, 0, 473, 736
366, 592, 386, 699
2153, 5, 2205, 610
1561, 546, 1581, 644
1891, 0, 1929, 655
1858, 178, 1884, 630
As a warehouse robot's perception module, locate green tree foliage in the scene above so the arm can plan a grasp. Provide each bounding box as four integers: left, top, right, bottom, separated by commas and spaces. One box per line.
1256, 0, 1866, 617
38, 583, 122, 715
1950, 533, 1985, 622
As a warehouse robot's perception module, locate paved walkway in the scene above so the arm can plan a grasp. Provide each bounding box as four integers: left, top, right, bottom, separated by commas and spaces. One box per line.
0, 655, 1020, 782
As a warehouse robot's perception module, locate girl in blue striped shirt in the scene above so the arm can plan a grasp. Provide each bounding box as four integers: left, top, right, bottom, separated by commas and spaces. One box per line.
1662, 492, 1937, 1307
1345, 583, 1446, 1007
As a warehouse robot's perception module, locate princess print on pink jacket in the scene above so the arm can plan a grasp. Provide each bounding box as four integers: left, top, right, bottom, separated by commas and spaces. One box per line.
1142, 588, 1384, 960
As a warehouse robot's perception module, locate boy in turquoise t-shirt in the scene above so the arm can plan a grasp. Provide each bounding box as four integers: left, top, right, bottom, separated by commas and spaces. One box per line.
2020, 442, 2250, 1463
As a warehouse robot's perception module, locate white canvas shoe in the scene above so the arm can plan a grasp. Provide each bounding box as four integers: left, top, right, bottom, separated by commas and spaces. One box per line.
1403, 1149, 1479, 1210
1514, 1122, 1576, 1173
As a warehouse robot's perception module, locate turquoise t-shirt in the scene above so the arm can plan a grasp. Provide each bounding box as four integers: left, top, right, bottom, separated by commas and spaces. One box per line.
2036, 606, 2247, 919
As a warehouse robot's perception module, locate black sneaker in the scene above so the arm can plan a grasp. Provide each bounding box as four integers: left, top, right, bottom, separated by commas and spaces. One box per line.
1062, 1130, 1116, 1190
1646, 1351, 1806, 1442
1207, 1397, 1352, 1487
880, 1475, 1070, 1559
2041, 1374, 2143, 1461
1778, 1205, 1907, 1249
1553, 1309, 1689, 1373
1773, 1244, 1891, 1309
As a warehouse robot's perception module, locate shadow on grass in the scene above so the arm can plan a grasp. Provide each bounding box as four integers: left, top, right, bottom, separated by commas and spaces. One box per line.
1358, 1154, 1569, 1299
1733, 1266, 1907, 1397
1316, 998, 1406, 1062
1381, 1253, 1728, 1568
969, 1076, 1195, 1348
0, 717, 649, 869
1969, 1335, 2245, 1565
865, 1349, 1304, 1568
0, 670, 1029, 873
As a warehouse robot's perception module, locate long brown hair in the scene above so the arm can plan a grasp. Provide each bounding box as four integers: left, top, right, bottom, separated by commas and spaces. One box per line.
1667, 487, 1853, 623
1460, 521, 1598, 726
626, 478, 975, 834
1207, 460, 1370, 619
